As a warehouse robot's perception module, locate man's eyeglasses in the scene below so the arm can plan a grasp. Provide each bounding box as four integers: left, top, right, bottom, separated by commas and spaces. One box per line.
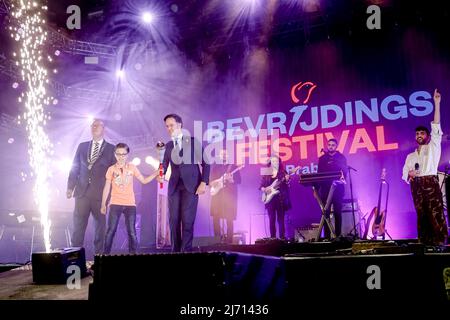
115, 152, 128, 156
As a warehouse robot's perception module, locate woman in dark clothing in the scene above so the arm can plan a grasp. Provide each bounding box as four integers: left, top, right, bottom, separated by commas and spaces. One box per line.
260, 156, 292, 239
210, 162, 241, 243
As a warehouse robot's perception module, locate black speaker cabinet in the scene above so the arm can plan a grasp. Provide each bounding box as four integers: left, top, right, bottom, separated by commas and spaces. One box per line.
31, 247, 87, 284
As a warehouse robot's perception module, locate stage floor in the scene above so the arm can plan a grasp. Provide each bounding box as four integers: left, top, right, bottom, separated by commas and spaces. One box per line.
1, 241, 449, 302
0, 265, 91, 300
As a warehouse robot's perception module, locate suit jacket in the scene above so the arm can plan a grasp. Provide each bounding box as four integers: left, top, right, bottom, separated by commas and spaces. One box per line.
67, 140, 116, 200
162, 137, 210, 195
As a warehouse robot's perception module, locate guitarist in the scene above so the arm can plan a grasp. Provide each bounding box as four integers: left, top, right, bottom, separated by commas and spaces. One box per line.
260, 156, 292, 239
210, 150, 242, 244
317, 138, 347, 239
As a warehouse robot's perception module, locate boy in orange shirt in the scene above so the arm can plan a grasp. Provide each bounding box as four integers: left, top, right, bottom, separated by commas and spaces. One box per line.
101, 143, 158, 254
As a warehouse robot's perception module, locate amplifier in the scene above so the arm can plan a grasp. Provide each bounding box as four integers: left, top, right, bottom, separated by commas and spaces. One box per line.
295, 224, 320, 242
342, 199, 359, 212
32, 247, 87, 284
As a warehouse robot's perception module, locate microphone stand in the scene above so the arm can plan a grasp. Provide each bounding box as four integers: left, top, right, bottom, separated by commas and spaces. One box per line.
347, 165, 358, 239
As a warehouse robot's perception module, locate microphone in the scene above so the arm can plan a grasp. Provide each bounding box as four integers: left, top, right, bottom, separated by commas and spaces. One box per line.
156, 141, 166, 189
414, 163, 419, 181
158, 164, 164, 189
320, 148, 327, 154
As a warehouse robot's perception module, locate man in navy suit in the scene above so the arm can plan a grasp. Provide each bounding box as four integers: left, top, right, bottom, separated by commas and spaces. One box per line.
67, 119, 115, 254
158, 114, 210, 252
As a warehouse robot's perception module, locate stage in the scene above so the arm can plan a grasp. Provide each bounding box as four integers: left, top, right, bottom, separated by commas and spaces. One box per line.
0, 267, 91, 300
1, 0, 450, 315
1, 241, 449, 308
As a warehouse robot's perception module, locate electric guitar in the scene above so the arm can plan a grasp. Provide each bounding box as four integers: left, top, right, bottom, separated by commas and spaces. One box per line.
364, 168, 389, 239
261, 166, 301, 204
209, 165, 245, 196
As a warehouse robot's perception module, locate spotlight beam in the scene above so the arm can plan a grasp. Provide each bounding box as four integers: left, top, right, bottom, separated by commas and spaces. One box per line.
142, 12, 154, 24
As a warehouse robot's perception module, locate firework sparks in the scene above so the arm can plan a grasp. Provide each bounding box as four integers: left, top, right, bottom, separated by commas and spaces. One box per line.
11, 0, 52, 252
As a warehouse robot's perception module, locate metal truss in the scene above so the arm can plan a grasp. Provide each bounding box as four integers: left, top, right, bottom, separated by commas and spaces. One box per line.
47, 30, 118, 59
0, 53, 113, 102
0, 0, 118, 59
54, 85, 114, 102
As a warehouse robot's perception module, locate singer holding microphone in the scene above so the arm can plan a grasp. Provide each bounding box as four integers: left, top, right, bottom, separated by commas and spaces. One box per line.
157, 114, 210, 252
402, 89, 448, 246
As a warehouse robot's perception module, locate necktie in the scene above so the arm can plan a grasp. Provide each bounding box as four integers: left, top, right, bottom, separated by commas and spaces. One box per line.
91, 142, 99, 163
175, 137, 181, 150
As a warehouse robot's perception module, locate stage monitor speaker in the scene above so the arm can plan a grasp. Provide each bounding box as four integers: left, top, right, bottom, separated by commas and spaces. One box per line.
283, 253, 449, 304
31, 247, 87, 284
88, 250, 449, 313
89, 251, 285, 308
89, 252, 226, 304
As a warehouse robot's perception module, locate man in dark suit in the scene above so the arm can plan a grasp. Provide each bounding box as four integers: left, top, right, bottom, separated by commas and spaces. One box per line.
158, 114, 210, 252
67, 119, 115, 254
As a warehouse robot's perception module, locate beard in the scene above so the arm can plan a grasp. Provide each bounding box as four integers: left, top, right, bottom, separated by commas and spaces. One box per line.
416, 138, 428, 145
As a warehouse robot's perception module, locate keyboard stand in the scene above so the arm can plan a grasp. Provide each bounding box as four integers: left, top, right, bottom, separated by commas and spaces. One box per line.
312, 180, 344, 241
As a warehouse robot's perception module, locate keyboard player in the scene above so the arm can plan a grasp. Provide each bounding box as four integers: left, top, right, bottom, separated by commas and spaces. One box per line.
317, 139, 348, 239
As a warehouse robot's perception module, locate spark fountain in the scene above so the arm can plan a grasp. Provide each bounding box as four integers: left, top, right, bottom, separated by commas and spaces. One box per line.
10, 0, 52, 253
